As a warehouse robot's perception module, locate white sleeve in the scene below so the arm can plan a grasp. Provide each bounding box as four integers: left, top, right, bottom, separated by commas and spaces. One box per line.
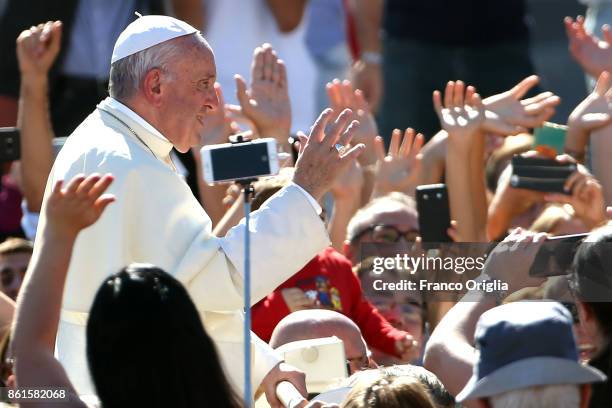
218, 183, 330, 305
20, 200, 40, 241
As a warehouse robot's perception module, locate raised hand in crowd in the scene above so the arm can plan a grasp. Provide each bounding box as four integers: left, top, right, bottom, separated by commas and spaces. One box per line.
371, 128, 424, 199
16, 21, 62, 79
544, 157, 608, 230
482, 75, 559, 135
566, 71, 612, 205
12, 174, 114, 401
566, 70, 612, 160
329, 159, 364, 251
434, 81, 484, 141
565, 16, 612, 78
326, 79, 378, 166
235, 43, 291, 148
434, 81, 488, 241
16, 21, 62, 214
293, 108, 364, 202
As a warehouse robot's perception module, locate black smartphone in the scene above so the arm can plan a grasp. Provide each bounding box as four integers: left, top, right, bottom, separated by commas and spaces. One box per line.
0, 128, 20, 163
529, 233, 589, 277
510, 156, 576, 194
416, 184, 451, 244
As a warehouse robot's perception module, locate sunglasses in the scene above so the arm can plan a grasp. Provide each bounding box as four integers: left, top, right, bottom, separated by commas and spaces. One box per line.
352, 224, 420, 244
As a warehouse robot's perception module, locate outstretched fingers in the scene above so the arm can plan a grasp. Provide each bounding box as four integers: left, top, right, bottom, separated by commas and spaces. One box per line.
511, 75, 540, 99
399, 128, 415, 157
336, 120, 360, 147
310, 108, 335, 143
323, 108, 353, 148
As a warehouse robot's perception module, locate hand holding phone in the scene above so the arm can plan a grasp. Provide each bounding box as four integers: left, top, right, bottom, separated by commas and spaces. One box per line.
529, 233, 589, 277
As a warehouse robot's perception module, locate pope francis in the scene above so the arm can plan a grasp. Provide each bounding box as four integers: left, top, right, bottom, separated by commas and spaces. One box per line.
35, 15, 364, 405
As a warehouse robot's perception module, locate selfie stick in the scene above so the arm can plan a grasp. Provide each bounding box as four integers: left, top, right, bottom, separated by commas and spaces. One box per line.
240, 179, 256, 408
229, 133, 258, 407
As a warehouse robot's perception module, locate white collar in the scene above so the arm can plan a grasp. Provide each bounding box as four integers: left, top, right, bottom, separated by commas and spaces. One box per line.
105, 97, 171, 144
97, 97, 175, 165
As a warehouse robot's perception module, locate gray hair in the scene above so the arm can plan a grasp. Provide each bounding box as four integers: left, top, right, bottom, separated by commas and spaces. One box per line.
108, 33, 203, 101
490, 384, 581, 408
346, 192, 417, 242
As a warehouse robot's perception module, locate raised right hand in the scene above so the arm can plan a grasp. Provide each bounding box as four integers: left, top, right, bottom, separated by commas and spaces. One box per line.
16, 20, 62, 78
292, 109, 365, 202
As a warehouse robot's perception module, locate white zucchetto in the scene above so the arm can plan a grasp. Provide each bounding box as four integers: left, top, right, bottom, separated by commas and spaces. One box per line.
111, 15, 198, 64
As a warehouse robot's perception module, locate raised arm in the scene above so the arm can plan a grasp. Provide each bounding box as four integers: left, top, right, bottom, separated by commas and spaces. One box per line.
12, 174, 114, 406
16, 21, 62, 212
434, 81, 487, 241
566, 71, 612, 161
351, 0, 383, 112
371, 128, 424, 199
424, 229, 546, 406
329, 160, 364, 251
234, 43, 292, 153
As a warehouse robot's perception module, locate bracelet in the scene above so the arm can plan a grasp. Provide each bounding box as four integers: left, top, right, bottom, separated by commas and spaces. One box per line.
361, 51, 382, 65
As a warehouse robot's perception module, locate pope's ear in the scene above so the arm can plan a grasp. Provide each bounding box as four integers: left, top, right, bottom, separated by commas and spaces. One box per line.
142, 68, 163, 105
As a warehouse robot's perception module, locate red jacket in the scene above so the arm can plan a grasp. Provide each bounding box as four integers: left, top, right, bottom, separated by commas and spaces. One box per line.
252, 247, 407, 357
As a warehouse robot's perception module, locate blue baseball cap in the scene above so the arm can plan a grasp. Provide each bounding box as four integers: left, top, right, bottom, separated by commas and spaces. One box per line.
456, 301, 606, 402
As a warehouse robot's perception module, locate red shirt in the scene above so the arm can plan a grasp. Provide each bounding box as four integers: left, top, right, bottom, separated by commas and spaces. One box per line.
252, 247, 408, 357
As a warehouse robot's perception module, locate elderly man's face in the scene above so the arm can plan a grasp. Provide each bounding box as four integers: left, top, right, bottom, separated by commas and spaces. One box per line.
347, 207, 420, 264
159, 39, 218, 152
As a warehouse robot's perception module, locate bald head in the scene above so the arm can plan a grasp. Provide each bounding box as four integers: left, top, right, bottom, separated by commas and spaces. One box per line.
270, 310, 373, 373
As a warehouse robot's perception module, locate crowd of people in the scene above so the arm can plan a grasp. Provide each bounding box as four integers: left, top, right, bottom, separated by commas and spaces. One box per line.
2, 0, 612, 407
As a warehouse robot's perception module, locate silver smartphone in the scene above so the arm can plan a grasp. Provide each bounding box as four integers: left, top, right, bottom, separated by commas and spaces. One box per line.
200, 138, 280, 184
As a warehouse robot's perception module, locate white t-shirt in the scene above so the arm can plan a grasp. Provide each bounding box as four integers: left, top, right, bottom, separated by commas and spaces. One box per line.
204, 0, 317, 134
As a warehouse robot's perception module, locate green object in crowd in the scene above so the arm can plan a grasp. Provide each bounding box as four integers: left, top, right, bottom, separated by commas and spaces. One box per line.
533, 122, 567, 154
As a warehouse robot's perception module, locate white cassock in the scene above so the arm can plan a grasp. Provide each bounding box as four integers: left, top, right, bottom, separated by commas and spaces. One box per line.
36, 96, 330, 397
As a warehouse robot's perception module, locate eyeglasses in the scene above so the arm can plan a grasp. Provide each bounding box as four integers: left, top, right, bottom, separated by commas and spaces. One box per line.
351, 224, 420, 244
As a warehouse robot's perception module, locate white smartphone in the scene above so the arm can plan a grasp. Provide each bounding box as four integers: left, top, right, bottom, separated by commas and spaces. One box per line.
200, 137, 279, 184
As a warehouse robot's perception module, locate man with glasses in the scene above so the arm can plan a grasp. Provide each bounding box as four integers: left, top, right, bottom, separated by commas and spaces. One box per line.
344, 192, 420, 265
